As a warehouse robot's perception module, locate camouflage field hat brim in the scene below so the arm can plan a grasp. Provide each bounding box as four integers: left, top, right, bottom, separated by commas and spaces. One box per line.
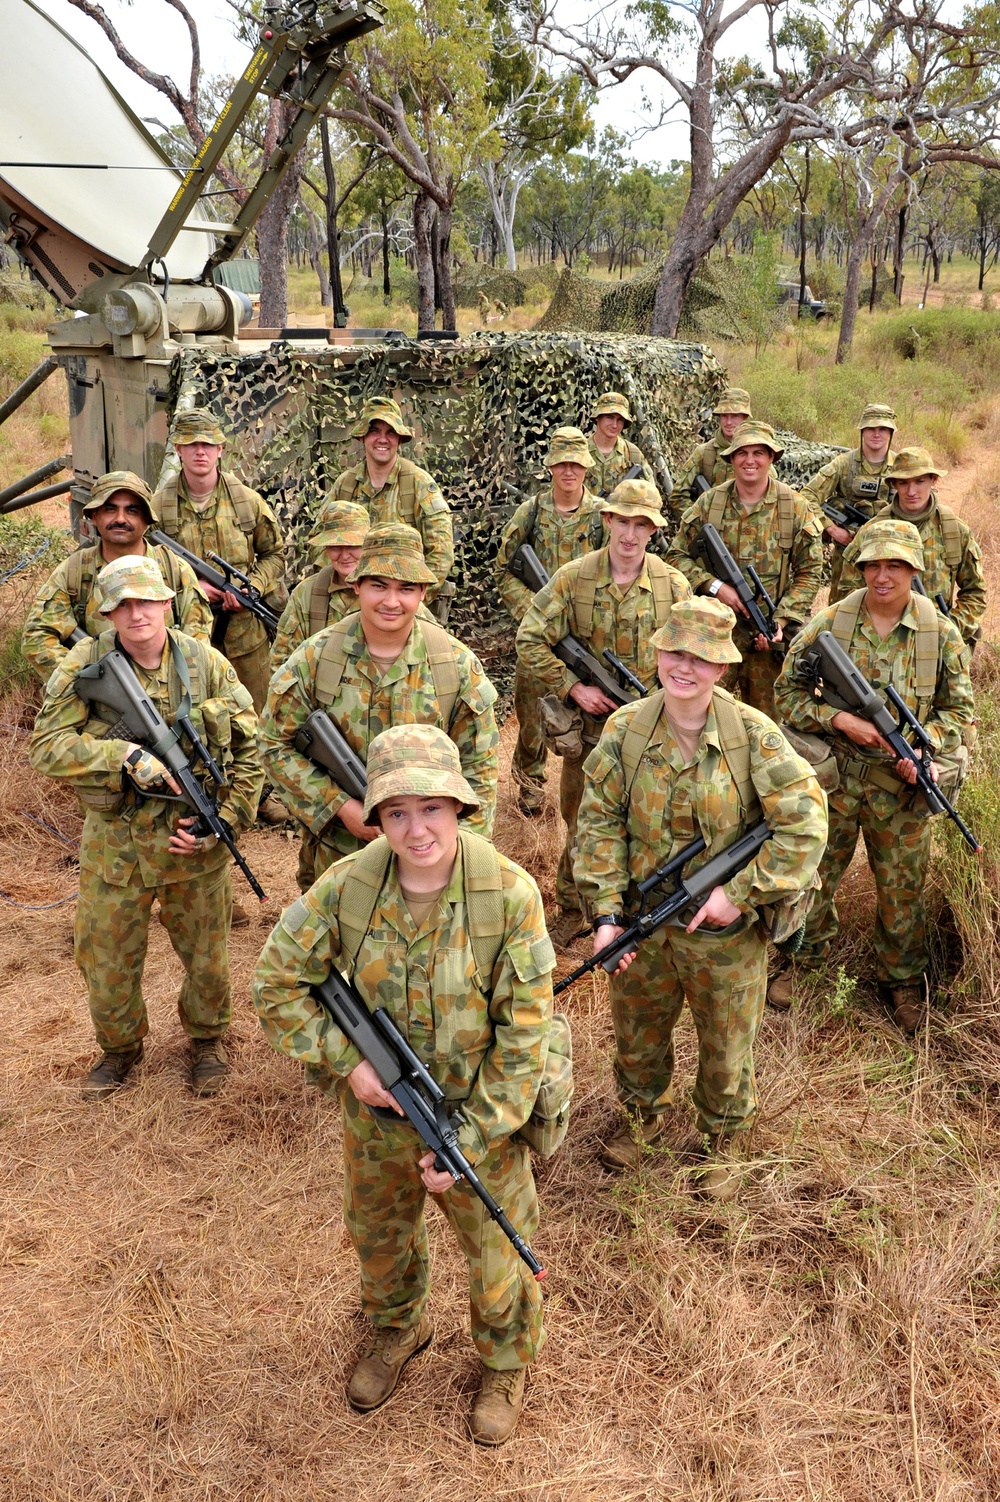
858, 403, 898, 431
544, 425, 595, 470
714, 387, 753, 416
351, 396, 413, 441
650, 597, 742, 664
351, 522, 437, 584
85, 470, 157, 519
97, 553, 175, 612
852, 518, 924, 570
884, 446, 946, 481
172, 407, 226, 446
309, 498, 370, 549
363, 723, 479, 822
720, 419, 784, 458
593, 391, 633, 423
602, 478, 667, 529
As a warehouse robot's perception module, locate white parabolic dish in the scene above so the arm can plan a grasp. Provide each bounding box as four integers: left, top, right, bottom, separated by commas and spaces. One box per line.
0, 0, 220, 277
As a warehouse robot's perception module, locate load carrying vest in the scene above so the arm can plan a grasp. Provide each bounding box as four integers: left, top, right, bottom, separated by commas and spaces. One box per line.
831, 587, 941, 721
65, 545, 187, 629
307, 566, 339, 639
618, 686, 759, 819
570, 551, 678, 639
339, 458, 420, 524
313, 616, 461, 723
156, 473, 258, 536
706, 483, 795, 601
338, 829, 506, 989
844, 450, 890, 507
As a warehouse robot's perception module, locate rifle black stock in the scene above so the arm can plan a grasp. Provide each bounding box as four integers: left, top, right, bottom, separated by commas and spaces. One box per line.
911, 575, 952, 617
74, 648, 267, 897
147, 529, 280, 639
511, 545, 638, 708
698, 524, 777, 642
293, 709, 368, 803
312, 969, 546, 1278
554, 821, 770, 996
599, 462, 643, 499
822, 499, 871, 534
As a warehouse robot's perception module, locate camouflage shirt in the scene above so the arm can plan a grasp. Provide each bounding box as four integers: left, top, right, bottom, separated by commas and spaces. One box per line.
493, 486, 602, 622
586, 435, 655, 499
251, 834, 554, 1164
326, 456, 454, 598
774, 593, 974, 761
152, 470, 286, 660
270, 567, 360, 667
801, 447, 895, 528
28, 628, 263, 887
259, 613, 499, 859
841, 494, 987, 644
672, 432, 733, 510
667, 475, 824, 629
575, 690, 827, 918
21, 539, 213, 684
515, 547, 691, 701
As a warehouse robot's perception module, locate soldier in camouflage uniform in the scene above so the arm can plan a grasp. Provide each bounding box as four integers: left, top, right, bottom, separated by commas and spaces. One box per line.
840, 447, 986, 647
667, 420, 824, 717
28, 555, 263, 1101
585, 392, 658, 499
270, 498, 370, 666
575, 597, 827, 1197
772, 519, 975, 1031
23, 471, 212, 683
516, 479, 690, 948
672, 387, 752, 510
801, 403, 898, 603
494, 426, 604, 816
319, 396, 454, 606
252, 724, 553, 1445
260, 523, 498, 892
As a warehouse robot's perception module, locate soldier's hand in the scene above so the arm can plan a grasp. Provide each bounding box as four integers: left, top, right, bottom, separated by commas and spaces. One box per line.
686, 885, 741, 933
419, 1151, 457, 1195
570, 683, 618, 717
123, 745, 180, 795
222, 588, 246, 613
754, 619, 783, 652
826, 523, 853, 547
169, 814, 217, 856
593, 924, 633, 975
895, 756, 938, 786
337, 799, 381, 842
201, 580, 226, 605
716, 583, 748, 617
831, 711, 893, 753
348, 1059, 404, 1114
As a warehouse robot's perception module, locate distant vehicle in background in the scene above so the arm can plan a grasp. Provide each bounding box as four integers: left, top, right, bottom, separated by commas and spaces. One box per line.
777, 282, 829, 319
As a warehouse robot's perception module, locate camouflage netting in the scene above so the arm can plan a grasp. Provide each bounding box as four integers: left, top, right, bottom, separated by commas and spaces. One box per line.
452, 266, 528, 309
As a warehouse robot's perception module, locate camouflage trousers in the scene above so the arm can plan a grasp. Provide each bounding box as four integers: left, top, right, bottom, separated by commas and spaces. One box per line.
229, 639, 272, 715
723, 635, 785, 717
511, 665, 547, 791
555, 751, 587, 913
297, 826, 351, 893
797, 769, 931, 983
827, 546, 851, 604
342, 1088, 544, 1370
75, 863, 233, 1053
609, 912, 767, 1136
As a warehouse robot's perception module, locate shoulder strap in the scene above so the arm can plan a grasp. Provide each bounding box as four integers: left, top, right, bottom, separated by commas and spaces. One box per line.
571, 550, 604, 639
711, 688, 757, 814
775, 483, 795, 600
626, 440, 644, 466
831, 589, 866, 652
314, 618, 355, 706
833, 589, 939, 712
337, 838, 394, 975
395, 458, 419, 525
157, 477, 179, 533
936, 502, 963, 570
525, 495, 539, 545
417, 618, 461, 723
308, 566, 335, 639
620, 692, 666, 794
647, 556, 680, 623
223, 474, 258, 536
700, 441, 719, 483
706, 486, 727, 529
65, 548, 98, 625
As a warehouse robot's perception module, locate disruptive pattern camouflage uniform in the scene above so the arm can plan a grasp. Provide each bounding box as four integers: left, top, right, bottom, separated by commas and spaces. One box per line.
667, 477, 824, 714
494, 485, 602, 794
575, 691, 826, 1134
586, 435, 656, 497
515, 546, 690, 912
153, 470, 285, 712
672, 434, 733, 511
322, 459, 454, 601
259, 615, 499, 886
22, 540, 213, 683
800, 448, 895, 603
269, 567, 360, 666
28, 629, 263, 1052
774, 594, 974, 983
252, 832, 554, 1369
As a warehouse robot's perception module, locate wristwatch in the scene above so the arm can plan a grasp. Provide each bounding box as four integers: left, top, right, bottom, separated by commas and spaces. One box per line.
706, 579, 724, 597
593, 914, 624, 932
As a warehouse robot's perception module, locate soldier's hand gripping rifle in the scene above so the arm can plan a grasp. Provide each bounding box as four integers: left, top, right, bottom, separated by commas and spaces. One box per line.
554, 820, 771, 996
509, 544, 643, 709
293, 710, 367, 803
147, 529, 280, 642
799, 630, 980, 852
74, 648, 267, 897
821, 499, 872, 534
312, 969, 546, 1279
696, 524, 778, 644
911, 575, 952, 618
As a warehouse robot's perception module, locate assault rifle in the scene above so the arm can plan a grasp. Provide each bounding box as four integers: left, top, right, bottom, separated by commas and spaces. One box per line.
555, 821, 771, 995
821, 499, 871, 534
312, 968, 546, 1278
912, 575, 952, 618
696, 523, 778, 644
693, 474, 712, 497
74, 646, 267, 897
599, 461, 644, 499
293, 709, 367, 803
509, 543, 644, 709
147, 529, 280, 642
798, 630, 980, 852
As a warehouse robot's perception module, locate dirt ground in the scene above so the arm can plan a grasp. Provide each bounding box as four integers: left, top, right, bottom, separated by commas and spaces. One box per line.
2, 491, 1000, 1498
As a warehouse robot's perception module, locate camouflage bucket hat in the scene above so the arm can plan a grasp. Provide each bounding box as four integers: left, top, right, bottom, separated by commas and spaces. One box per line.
602, 478, 667, 529
351, 395, 413, 442
650, 597, 742, 664
857, 402, 897, 432
884, 446, 946, 481
363, 723, 479, 822
853, 518, 924, 570
720, 419, 784, 459
351, 522, 437, 584
713, 386, 753, 416
544, 425, 595, 470
309, 498, 370, 549
593, 390, 632, 423
172, 407, 226, 446
97, 553, 175, 612
85, 469, 158, 521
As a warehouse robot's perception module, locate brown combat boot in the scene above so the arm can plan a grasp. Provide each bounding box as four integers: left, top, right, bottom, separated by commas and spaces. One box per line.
766, 963, 796, 1011
600, 1113, 667, 1171
516, 782, 546, 818
890, 981, 927, 1033
346, 1317, 434, 1412
256, 792, 289, 826
696, 1133, 749, 1202
82, 1042, 143, 1103
470, 1365, 527, 1446
190, 1037, 228, 1097
549, 908, 590, 951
